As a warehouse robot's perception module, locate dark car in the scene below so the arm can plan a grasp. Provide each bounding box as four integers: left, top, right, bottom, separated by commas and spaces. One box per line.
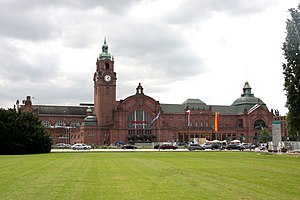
188, 144, 205, 151
226, 143, 245, 151
115, 141, 125, 146
211, 143, 226, 150
122, 145, 137, 150
157, 144, 178, 150
242, 143, 255, 150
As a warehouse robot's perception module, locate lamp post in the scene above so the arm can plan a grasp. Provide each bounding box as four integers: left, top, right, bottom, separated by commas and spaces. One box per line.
186, 110, 192, 144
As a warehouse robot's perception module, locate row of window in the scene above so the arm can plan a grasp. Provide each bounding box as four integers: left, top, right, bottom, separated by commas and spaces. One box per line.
169, 117, 234, 122
189, 122, 209, 127
42, 109, 266, 131
41, 120, 81, 128
70, 134, 81, 139
69, 132, 108, 139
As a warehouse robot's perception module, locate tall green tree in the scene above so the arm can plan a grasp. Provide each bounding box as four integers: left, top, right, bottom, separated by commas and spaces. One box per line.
282, 4, 300, 136
0, 108, 52, 154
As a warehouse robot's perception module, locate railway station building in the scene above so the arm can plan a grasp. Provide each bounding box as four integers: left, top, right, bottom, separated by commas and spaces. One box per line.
20, 39, 282, 146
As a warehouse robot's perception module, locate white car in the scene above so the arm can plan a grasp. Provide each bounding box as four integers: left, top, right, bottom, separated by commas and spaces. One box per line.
55, 143, 66, 148
71, 143, 91, 150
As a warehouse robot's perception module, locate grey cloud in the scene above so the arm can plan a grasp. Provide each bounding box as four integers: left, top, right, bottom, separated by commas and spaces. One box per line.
215, 0, 279, 15
167, 0, 280, 24
110, 23, 204, 81
30, 74, 93, 105
0, 0, 140, 42
0, 39, 60, 82
0, 0, 140, 13
0, 71, 93, 109
0, 1, 60, 41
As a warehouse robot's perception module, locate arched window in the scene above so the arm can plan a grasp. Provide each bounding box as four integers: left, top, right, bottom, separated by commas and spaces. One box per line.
55, 120, 66, 127
128, 109, 152, 129
254, 119, 266, 130
41, 120, 51, 128
70, 121, 80, 127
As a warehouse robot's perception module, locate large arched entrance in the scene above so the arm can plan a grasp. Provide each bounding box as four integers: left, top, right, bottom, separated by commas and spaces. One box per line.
254, 119, 266, 130
127, 109, 156, 143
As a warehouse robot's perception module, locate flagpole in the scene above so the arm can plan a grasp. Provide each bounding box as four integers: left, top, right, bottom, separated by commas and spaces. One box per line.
186, 110, 192, 144
150, 111, 161, 149
186, 110, 191, 126
158, 123, 160, 151
188, 112, 190, 126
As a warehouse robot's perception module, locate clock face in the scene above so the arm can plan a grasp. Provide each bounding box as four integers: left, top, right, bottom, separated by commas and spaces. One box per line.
104, 75, 111, 82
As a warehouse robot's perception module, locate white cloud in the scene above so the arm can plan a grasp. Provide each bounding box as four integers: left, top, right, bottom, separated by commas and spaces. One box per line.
0, 0, 297, 116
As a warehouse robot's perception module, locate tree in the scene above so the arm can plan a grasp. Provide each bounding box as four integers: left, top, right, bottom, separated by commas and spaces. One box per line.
282, 4, 300, 136
0, 108, 52, 154
260, 128, 271, 143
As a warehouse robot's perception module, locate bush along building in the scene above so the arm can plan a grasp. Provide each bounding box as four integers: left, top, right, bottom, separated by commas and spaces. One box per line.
19, 39, 284, 146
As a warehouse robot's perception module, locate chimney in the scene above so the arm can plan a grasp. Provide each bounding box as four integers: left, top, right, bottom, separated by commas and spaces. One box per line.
24, 96, 32, 112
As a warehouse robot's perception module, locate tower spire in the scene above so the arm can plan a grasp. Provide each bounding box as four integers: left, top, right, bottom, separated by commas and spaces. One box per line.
99, 37, 112, 60
242, 81, 254, 97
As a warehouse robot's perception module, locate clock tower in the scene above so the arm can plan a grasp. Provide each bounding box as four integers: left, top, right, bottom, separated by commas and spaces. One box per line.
93, 38, 116, 127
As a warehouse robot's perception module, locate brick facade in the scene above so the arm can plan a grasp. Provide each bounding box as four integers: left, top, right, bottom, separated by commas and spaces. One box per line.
20, 40, 285, 146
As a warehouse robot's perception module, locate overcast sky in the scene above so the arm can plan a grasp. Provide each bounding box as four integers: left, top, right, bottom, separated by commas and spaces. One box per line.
0, 0, 298, 115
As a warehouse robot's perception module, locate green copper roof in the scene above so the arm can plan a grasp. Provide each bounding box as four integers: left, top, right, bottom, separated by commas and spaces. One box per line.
232, 96, 265, 106
232, 81, 266, 106
182, 98, 206, 105
99, 37, 112, 60
83, 116, 98, 126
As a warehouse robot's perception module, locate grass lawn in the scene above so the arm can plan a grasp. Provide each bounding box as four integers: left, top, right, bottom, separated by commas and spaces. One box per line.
0, 151, 299, 200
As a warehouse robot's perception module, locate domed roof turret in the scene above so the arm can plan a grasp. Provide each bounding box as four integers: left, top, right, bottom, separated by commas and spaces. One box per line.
232, 82, 266, 106
86, 106, 93, 113
99, 37, 112, 60
83, 115, 97, 126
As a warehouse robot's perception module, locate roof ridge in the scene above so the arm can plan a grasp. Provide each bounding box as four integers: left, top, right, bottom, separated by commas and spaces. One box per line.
247, 104, 261, 114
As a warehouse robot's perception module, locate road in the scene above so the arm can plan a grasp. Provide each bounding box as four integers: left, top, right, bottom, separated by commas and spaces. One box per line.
51, 148, 263, 153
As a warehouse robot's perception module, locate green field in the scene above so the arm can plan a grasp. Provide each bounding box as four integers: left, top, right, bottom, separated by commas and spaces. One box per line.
0, 152, 299, 200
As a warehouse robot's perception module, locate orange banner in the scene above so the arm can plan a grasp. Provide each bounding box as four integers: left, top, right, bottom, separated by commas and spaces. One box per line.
214, 112, 219, 132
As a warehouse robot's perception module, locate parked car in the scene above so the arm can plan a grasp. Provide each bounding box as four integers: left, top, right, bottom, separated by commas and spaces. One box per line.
259, 143, 267, 150
211, 143, 226, 150
122, 145, 137, 149
201, 143, 213, 150
177, 142, 187, 146
157, 144, 178, 150
55, 143, 66, 148
115, 141, 125, 146
188, 144, 205, 151
226, 143, 245, 151
71, 143, 91, 150
242, 143, 255, 150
